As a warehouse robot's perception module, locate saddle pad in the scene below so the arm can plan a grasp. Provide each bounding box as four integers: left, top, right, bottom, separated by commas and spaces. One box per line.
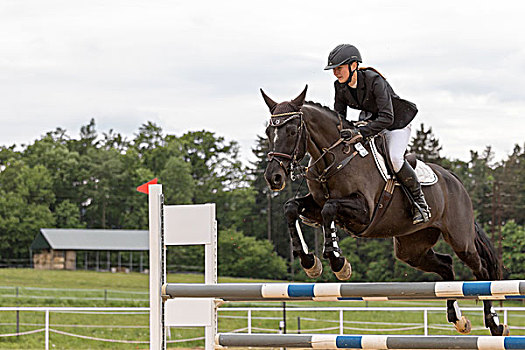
369, 139, 438, 186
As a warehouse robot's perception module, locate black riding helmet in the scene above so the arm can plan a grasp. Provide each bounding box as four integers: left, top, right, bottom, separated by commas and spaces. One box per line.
324, 44, 362, 70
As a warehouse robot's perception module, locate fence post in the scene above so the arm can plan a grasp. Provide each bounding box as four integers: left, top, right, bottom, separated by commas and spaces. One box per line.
339, 309, 344, 335
424, 309, 428, 336
282, 302, 286, 334
45, 309, 49, 350
248, 310, 252, 334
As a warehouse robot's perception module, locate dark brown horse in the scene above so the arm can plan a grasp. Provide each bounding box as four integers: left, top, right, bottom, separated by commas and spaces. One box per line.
261, 86, 508, 336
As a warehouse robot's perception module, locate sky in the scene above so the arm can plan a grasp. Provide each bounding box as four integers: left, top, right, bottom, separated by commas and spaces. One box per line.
1, 0, 524, 164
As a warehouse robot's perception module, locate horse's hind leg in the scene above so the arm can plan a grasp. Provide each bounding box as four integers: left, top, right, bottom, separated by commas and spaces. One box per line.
284, 194, 323, 278
394, 228, 454, 279
444, 223, 509, 336
394, 229, 472, 334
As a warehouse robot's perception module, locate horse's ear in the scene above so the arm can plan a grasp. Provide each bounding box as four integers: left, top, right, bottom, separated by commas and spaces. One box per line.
260, 88, 277, 112
291, 85, 308, 107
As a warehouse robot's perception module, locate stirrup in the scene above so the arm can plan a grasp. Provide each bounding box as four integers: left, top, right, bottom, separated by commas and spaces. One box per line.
413, 208, 431, 224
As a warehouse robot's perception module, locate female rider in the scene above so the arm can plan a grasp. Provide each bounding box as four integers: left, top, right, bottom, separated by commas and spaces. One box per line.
325, 44, 430, 224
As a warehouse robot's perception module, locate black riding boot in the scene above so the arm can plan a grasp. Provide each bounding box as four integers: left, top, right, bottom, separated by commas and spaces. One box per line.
396, 161, 431, 224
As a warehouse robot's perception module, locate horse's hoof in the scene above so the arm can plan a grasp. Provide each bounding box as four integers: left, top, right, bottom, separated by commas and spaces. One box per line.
489, 324, 510, 336
454, 316, 471, 334
304, 255, 322, 279
334, 258, 352, 281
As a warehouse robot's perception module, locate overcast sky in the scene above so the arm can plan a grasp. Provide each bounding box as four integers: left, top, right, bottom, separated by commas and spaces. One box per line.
1, 0, 524, 164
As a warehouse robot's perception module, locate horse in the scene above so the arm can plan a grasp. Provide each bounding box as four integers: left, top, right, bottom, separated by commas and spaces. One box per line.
261, 85, 508, 336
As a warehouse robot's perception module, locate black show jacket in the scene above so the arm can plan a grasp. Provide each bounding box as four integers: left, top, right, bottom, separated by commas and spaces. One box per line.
334, 68, 418, 138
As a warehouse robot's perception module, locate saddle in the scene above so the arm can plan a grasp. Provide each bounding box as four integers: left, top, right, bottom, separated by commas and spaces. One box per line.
371, 134, 438, 186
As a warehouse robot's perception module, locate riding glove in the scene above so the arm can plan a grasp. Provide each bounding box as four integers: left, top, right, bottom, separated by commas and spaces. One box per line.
340, 128, 363, 143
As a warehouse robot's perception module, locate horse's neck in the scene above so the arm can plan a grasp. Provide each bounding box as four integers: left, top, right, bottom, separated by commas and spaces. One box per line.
303, 106, 383, 201
302, 107, 340, 159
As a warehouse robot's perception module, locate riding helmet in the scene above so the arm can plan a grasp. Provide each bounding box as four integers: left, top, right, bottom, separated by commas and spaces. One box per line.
324, 44, 362, 70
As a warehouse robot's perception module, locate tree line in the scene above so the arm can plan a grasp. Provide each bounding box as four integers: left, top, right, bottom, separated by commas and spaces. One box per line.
0, 120, 523, 280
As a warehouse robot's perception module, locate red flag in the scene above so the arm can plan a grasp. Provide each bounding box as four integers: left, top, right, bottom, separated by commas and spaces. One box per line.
136, 178, 158, 194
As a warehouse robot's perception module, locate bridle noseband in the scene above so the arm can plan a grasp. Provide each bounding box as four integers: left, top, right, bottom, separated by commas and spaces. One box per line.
267, 111, 306, 179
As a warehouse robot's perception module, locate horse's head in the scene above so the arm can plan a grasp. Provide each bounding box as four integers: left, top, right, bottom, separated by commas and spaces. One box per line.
261, 85, 309, 191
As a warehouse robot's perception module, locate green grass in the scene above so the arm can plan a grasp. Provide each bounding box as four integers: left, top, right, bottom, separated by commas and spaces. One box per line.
0, 268, 524, 349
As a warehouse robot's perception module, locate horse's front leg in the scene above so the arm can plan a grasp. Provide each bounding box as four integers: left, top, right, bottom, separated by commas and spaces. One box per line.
320, 199, 355, 280
284, 194, 323, 279
483, 300, 510, 336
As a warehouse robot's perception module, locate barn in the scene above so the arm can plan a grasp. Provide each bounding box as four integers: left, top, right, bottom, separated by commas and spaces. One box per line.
30, 228, 148, 271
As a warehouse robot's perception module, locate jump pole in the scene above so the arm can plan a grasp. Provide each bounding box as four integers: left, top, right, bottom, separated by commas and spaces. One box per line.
216, 334, 525, 349
149, 184, 218, 350
162, 281, 525, 301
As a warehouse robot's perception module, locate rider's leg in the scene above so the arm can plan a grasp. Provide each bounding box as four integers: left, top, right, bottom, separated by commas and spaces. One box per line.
385, 125, 431, 224
396, 160, 431, 224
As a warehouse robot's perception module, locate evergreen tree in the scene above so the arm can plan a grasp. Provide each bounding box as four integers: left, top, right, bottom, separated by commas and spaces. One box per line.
465, 147, 495, 224
408, 123, 443, 165
495, 144, 525, 225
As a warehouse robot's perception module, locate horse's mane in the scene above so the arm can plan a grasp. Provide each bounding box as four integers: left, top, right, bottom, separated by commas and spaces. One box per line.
303, 101, 352, 128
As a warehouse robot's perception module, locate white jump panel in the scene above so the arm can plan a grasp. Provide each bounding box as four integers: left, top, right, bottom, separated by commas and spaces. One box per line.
164, 204, 215, 245
165, 298, 214, 327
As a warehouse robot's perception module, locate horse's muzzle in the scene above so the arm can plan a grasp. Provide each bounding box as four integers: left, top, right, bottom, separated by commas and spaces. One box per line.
264, 163, 287, 191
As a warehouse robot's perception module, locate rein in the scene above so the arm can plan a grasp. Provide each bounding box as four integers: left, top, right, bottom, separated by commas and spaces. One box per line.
304, 139, 369, 198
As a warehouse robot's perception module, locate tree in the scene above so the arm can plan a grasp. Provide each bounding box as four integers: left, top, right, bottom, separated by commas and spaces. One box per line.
218, 230, 287, 279
0, 162, 56, 261
501, 220, 525, 279
408, 123, 443, 165
495, 144, 525, 225
68, 119, 99, 155
23, 130, 82, 214
160, 156, 195, 205
249, 135, 272, 241
465, 147, 495, 224
132, 122, 166, 175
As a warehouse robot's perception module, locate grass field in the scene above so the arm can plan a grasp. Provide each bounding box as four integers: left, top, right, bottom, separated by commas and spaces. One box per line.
0, 268, 524, 349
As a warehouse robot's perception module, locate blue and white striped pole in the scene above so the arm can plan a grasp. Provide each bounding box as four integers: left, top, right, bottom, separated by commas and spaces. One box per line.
216, 334, 525, 349
163, 281, 525, 301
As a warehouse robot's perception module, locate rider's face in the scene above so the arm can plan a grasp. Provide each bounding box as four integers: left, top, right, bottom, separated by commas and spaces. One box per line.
333, 65, 350, 83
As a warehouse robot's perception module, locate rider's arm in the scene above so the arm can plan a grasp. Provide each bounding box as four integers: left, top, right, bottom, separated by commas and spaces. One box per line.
358, 76, 394, 138
334, 81, 347, 118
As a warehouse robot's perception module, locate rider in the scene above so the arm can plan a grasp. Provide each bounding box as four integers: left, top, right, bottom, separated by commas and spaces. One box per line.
324, 44, 431, 224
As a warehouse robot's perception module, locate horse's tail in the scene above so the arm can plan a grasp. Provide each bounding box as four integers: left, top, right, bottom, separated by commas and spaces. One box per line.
474, 222, 502, 280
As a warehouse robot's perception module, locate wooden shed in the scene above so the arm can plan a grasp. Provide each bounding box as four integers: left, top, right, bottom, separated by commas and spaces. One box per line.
30, 228, 148, 271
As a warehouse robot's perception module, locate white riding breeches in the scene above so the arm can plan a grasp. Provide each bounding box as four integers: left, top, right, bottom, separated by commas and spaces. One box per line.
383, 124, 412, 173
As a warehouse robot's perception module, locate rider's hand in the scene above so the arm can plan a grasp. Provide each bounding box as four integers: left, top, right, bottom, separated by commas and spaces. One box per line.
340, 128, 363, 143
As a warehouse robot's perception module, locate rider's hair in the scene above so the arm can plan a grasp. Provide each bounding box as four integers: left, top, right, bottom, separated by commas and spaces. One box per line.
359, 66, 386, 80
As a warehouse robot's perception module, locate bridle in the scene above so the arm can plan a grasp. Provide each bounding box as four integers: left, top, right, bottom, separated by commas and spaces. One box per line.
266, 110, 370, 198
266, 111, 306, 180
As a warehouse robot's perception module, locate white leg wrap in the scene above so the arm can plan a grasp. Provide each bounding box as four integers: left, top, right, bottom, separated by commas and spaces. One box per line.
295, 221, 309, 254
329, 222, 340, 258
491, 306, 500, 325
453, 301, 462, 319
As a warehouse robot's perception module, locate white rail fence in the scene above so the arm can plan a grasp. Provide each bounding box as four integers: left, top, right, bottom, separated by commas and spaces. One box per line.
0, 286, 149, 302
1, 306, 524, 349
